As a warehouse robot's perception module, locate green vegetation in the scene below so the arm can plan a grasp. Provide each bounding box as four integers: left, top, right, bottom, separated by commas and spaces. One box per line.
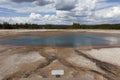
0, 22, 120, 29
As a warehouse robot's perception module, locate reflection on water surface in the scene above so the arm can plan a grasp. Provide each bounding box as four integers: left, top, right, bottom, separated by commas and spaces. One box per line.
0, 33, 120, 47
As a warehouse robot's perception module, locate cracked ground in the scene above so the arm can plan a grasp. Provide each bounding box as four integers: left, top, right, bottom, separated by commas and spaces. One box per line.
0, 45, 120, 80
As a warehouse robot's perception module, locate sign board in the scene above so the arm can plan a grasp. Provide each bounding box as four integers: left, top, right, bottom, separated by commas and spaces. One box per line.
51, 70, 64, 76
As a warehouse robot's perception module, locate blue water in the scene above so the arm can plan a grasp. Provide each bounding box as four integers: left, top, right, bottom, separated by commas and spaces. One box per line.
0, 33, 120, 47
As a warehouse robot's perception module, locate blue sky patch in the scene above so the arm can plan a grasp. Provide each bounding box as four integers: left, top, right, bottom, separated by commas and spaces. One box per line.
0, 0, 120, 24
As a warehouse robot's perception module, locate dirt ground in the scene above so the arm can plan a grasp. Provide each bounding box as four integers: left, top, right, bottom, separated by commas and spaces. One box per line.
0, 45, 120, 80
0, 30, 120, 80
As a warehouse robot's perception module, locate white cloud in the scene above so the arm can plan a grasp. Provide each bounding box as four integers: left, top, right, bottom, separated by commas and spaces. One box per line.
0, 1, 55, 13
0, 0, 120, 24
0, 13, 66, 24
29, 13, 41, 19
95, 6, 120, 18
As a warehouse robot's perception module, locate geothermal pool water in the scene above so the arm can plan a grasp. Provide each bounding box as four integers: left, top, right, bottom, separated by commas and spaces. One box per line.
0, 33, 120, 47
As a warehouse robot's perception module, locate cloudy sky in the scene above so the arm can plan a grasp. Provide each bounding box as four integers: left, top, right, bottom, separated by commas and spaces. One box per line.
0, 0, 120, 25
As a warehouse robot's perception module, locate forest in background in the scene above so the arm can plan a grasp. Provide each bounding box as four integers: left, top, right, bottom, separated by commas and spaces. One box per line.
0, 22, 120, 29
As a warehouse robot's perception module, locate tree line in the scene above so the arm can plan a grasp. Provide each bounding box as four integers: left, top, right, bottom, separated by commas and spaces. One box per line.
0, 22, 120, 29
